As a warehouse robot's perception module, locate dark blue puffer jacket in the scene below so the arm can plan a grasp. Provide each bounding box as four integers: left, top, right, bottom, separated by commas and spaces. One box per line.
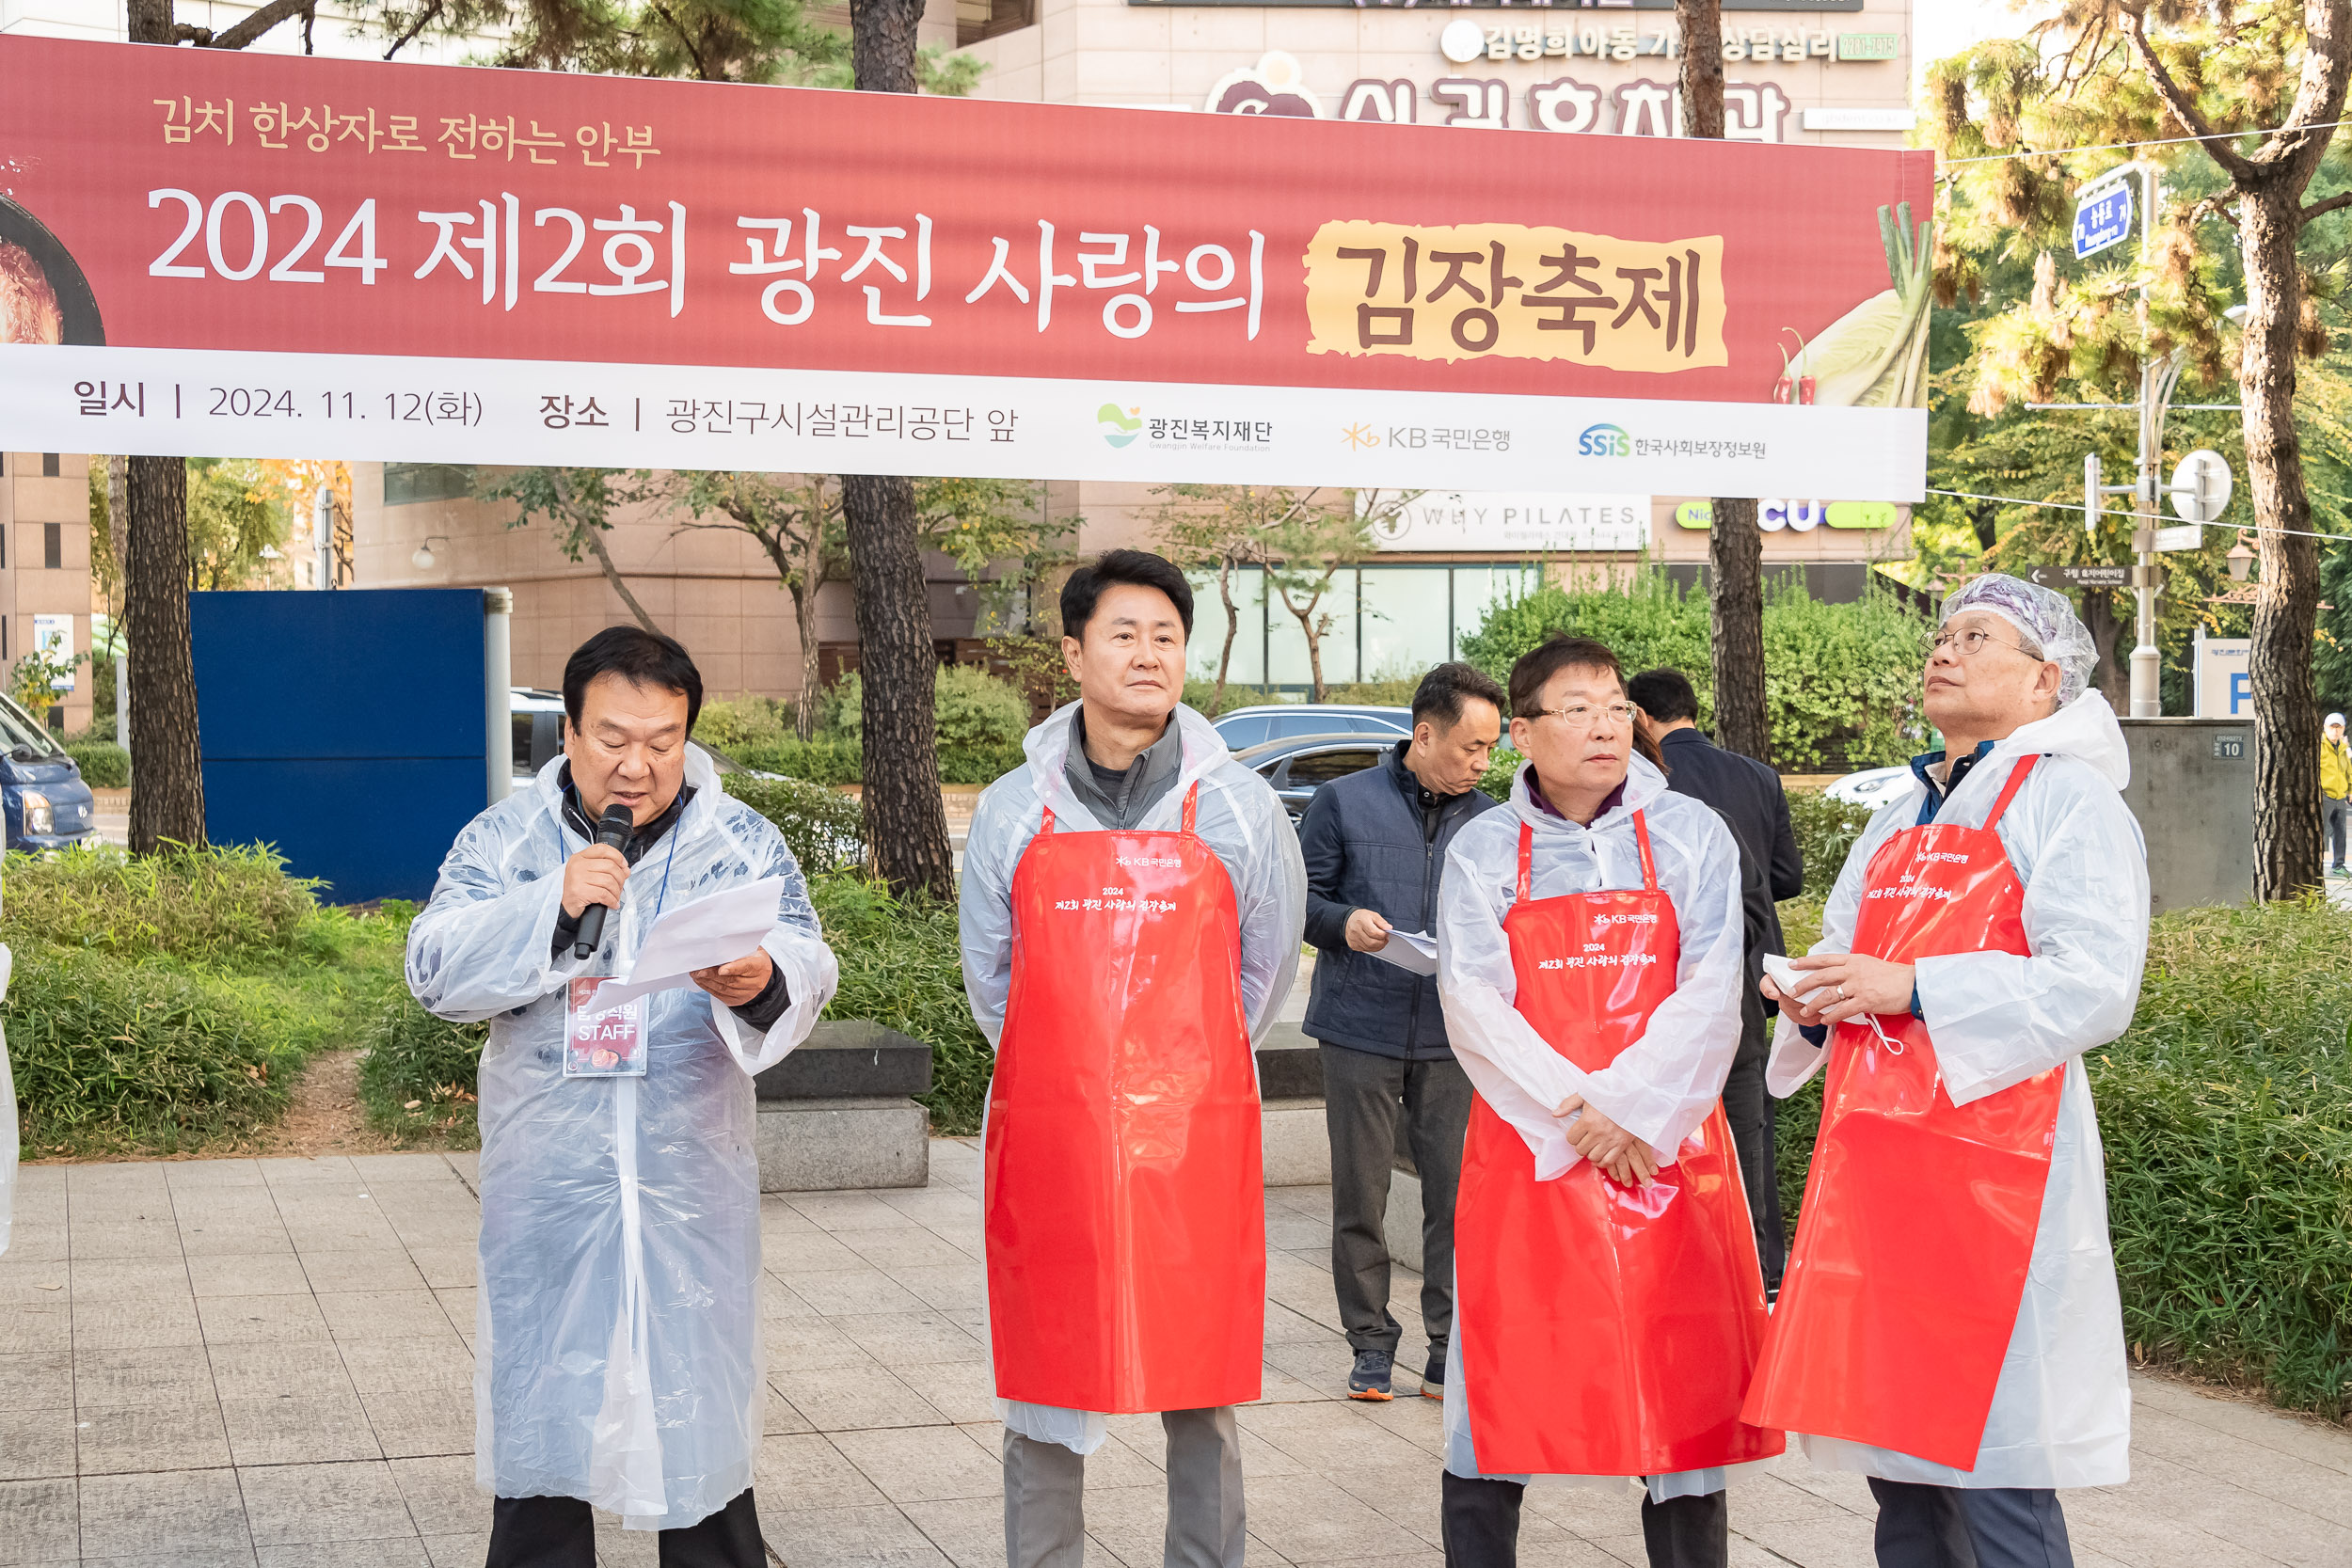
1297, 740, 1497, 1059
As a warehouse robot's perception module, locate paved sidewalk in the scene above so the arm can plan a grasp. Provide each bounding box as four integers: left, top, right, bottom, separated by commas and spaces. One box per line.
3, 1145, 2347, 1568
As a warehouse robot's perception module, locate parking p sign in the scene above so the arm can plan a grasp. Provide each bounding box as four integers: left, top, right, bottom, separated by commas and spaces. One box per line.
2074, 182, 2136, 260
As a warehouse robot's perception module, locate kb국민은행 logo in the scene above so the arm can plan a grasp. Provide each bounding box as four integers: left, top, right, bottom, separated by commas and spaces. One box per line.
1098, 403, 1143, 448
1578, 423, 1631, 457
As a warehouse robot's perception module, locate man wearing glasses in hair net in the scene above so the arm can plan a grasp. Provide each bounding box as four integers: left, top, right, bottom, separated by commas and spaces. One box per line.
1743, 575, 2150, 1568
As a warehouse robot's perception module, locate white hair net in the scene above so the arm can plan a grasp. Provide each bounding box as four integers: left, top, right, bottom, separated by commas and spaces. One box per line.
1940, 573, 2098, 706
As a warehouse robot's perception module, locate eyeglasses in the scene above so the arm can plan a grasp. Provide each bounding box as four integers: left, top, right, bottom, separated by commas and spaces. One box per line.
1530, 701, 1637, 729
1931, 627, 2038, 658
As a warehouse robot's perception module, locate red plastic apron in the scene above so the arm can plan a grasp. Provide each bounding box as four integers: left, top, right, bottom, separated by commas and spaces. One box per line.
1456, 814, 1780, 1477
983, 782, 1265, 1414
1742, 755, 2063, 1470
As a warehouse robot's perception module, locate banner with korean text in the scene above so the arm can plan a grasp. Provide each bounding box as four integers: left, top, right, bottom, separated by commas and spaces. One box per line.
0, 36, 1932, 498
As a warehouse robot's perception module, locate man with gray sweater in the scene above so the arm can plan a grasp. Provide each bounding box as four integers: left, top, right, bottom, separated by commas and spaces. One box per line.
1296, 662, 1504, 1402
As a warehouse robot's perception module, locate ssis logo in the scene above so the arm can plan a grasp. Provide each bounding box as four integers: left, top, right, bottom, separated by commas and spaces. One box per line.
1578, 423, 1631, 457
1098, 403, 1143, 448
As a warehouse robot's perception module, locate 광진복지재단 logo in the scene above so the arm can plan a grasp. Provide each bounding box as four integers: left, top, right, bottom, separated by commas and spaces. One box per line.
1098, 403, 1143, 448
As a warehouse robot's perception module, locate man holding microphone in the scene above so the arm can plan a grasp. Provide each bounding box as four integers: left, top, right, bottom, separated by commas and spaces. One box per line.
408, 626, 839, 1568
1748, 576, 2148, 1568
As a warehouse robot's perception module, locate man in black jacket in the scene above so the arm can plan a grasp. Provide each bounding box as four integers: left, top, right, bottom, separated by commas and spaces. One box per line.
1297, 662, 1504, 1402
1627, 667, 1803, 1293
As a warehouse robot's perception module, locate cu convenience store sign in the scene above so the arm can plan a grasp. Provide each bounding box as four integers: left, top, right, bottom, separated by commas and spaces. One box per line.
0, 36, 1930, 498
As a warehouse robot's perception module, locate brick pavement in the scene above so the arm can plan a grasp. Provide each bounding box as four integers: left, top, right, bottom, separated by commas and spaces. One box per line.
1, 1144, 2346, 1568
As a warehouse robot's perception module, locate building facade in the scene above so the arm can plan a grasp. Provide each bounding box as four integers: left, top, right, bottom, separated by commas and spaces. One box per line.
0, 452, 97, 735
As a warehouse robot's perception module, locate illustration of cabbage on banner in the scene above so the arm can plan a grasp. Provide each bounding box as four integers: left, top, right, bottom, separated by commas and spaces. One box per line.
1772, 202, 1932, 409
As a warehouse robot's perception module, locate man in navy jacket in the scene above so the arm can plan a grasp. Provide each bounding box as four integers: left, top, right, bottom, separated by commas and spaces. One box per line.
1297, 662, 1504, 1402
1628, 667, 1803, 1292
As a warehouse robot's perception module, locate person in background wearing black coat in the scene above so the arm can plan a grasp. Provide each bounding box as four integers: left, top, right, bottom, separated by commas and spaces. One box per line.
1626, 667, 1803, 1295
1297, 662, 1506, 1402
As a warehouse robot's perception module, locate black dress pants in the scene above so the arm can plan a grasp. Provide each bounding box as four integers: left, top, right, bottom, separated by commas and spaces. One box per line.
485, 1488, 768, 1568
1441, 1472, 1727, 1568
1867, 1479, 2074, 1568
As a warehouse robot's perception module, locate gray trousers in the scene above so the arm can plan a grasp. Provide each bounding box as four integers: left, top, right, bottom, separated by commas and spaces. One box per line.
1867, 1481, 2073, 1568
1321, 1042, 1472, 1359
2327, 796, 2348, 868
1004, 1408, 1245, 1568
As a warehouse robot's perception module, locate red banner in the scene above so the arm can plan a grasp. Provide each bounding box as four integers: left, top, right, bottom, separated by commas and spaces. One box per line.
0, 37, 1932, 495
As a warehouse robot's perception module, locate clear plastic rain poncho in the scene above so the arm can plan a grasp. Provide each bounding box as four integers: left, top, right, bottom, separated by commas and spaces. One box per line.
1766, 688, 2149, 1488
960, 701, 1306, 1453
1942, 573, 2099, 706
1434, 755, 1754, 1500
406, 748, 838, 1529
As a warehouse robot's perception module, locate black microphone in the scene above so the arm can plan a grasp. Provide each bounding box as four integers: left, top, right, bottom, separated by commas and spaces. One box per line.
572, 802, 635, 958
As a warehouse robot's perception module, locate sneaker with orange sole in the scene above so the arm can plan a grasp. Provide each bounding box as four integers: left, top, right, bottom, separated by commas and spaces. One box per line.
1348, 1348, 1394, 1402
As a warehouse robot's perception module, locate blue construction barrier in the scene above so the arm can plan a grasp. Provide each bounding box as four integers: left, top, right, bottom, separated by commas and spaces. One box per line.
191, 589, 488, 903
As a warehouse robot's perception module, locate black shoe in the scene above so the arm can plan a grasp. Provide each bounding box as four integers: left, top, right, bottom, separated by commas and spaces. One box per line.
1421, 1348, 1446, 1400
1348, 1347, 1394, 1402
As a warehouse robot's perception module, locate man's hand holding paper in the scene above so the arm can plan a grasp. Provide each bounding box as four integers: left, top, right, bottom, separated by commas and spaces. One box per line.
590, 874, 794, 1011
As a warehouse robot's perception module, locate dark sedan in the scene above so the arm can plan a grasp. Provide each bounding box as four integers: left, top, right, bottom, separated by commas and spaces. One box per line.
1232, 733, 1396, 824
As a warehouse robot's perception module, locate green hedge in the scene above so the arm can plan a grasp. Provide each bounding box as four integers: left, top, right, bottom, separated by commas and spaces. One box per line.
65, 740, 129, 789
1767, 895, 2352, 1422
1460, 567, 1932, 770
811, 874, 990, 1134
724, 774, 866, 877
5, 847, 408, 1155
725, 736, 1026, 788
1786, 790, 1875, 897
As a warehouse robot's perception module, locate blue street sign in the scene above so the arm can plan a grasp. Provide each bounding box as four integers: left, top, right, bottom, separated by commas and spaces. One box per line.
2074, 182, 2135, 259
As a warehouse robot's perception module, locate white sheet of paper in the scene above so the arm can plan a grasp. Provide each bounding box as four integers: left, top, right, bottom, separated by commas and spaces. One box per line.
1370, 927, 1439, 977
1761, 953, 1827, 1004
589, 875, 789, 1011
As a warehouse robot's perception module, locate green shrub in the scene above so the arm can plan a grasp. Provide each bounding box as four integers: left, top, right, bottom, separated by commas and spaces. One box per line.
1182, 681, 1282, 716
1765, 895, 2352, 1422
8, 945, 309, 1151
811, 872, 991, 1134
1478, 747, 1525, 801
1785, 790, 1876, 896
725, 774, 866, 877
1459, 567, 1932, 769
3, 844, 321, 964
939, 744, 1027, 786
1324, 679, 1422, 707
729, 736, 1026, 789
731, 737, 863, 784
696, 694, 792, 753
64, 740, 129, 788
358, 990, 487, 1148
826, 667, 1030, 750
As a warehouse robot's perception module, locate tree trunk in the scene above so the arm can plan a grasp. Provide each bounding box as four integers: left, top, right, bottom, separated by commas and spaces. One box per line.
2081, 587, 2129, 712
124, 457, 205, 852
844, 0, 949, 894
1708, 498, 1770, 761
850, 0, 924, 92
119, 0, 208, 853
1676, 0, 1724, 139
843, 473, 951, 896
2239, 188, 2323, 898
1212, 559, 1240, 716
790, 554, 825, 742
1676, 2, 1766, 761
